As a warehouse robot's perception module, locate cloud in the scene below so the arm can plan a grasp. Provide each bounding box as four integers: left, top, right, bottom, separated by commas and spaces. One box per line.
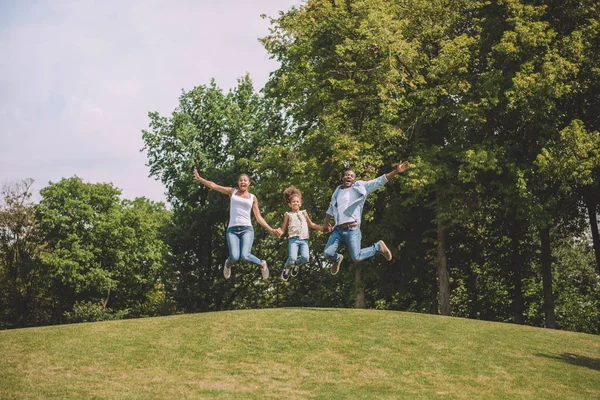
0, 0, 300, 203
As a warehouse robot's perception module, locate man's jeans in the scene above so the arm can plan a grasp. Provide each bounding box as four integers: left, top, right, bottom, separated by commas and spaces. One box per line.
226, 226, 262, 266
286, 237, 309, 267
323, 226, 380, 263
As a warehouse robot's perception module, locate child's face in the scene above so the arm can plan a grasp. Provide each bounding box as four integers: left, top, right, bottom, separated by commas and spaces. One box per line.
289, 196, 301, 212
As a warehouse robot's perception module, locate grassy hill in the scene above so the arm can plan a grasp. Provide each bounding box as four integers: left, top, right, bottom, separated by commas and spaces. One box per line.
1, 308, 599, 399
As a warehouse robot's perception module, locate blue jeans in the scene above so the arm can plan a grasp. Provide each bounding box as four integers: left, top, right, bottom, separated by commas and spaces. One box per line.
323, 226, 380, 263
286, 237, 309, 267
226, 226, 262, 266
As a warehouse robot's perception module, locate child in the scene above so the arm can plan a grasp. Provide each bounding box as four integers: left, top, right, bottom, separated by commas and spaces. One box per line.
278, 186, 323, 281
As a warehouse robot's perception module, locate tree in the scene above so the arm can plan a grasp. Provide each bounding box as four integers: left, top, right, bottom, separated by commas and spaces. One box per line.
484, 0, 600, 328
104, 197, 172, 316
262, 0, 488, 313
0, 179, 50, 328
36, 177, 171, 322
143, 76, 287, 313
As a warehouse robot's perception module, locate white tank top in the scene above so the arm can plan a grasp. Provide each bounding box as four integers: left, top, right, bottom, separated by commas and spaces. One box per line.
228, 189, 254, 227
287, 210, 309, 240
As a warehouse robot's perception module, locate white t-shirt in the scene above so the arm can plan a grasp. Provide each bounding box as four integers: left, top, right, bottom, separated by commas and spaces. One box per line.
336, 187, 359, 225
228, 189, 254, 227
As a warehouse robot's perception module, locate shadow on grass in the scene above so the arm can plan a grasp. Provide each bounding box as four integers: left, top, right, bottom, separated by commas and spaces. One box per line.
536, 353, 600, 372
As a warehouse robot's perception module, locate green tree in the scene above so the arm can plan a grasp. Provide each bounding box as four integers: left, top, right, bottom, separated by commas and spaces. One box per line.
36, 177, 171, 322
262, 0, 489, 314
105, 197, 172, 316
143, 76, 287, 313
37, 177, 123, 320
482, 0, 600, 328
0, 179, 50, 328
552, 232, 600, 334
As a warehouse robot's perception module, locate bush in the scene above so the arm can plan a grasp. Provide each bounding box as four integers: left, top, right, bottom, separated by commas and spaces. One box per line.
64, 301, 129, 324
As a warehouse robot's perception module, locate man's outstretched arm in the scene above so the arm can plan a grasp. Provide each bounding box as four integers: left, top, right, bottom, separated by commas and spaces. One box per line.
385, 161, 411, 181
363, 161, 411, 194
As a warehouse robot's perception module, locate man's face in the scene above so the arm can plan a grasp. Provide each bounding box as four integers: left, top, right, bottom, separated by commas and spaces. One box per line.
342, 170, 356, 188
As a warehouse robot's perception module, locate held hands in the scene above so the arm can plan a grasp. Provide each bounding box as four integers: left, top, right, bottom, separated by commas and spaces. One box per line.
322, 223, 332, 233
271, 228, 283, 238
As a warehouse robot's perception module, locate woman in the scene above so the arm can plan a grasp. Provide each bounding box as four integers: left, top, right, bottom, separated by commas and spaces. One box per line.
193, 168, 280, 280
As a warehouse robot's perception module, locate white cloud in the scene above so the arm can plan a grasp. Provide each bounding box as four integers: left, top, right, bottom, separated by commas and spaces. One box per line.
0, 0, 301, 203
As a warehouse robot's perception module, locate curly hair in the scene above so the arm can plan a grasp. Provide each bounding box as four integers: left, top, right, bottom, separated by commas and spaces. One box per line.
283, 185, 302, 204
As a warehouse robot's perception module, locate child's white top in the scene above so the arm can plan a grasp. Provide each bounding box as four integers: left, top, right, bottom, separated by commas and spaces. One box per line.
287, 210, 309, 240
228, 189, 254, 227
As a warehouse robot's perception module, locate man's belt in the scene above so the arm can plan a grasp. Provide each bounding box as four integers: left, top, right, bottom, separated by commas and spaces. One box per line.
337, 222, 359, 229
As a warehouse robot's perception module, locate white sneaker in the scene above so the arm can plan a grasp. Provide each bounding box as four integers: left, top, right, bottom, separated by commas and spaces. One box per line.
223, 260, 231, 279
261, 260, 269, 280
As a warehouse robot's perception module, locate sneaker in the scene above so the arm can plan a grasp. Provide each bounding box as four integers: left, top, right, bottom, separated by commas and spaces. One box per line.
290, 261, 299, 277
281, 264, 289, 281
378, 240, 392, 261
330, 254, 343, 275
261, 260, 269, 280
223, 260, 231, 279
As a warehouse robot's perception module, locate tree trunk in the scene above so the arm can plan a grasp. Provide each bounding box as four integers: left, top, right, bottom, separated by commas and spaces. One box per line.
431, 272, 439, 314
469, 228, 481, 318
437, 219, 451, 315
540, 226, 556, 329
512, 254, 524, 325
586, 196, 600, 276
468, 265, 479, 318
354, 267, 365, 308
102, 288, 111, 310
511, 228, 524, 324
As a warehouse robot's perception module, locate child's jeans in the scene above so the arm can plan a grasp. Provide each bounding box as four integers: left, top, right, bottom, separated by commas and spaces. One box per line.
286, 237, 309, 267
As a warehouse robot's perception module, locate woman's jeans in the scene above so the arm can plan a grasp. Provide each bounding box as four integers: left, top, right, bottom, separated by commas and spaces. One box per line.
286, 237, 309, 267
226, 226, 262, 266
323, 225, 380, 263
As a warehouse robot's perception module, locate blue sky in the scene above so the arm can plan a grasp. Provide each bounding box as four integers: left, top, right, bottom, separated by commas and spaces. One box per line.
0, 0, 300, 203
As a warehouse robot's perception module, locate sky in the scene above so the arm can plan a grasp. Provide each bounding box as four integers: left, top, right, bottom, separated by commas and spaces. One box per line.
0, 0, 301, 204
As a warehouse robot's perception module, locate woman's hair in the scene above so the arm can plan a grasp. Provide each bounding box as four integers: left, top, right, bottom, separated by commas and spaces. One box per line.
283, 185, 302, 204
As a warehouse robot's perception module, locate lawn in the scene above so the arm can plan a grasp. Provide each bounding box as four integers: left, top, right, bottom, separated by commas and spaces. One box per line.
1, 308, 599, 399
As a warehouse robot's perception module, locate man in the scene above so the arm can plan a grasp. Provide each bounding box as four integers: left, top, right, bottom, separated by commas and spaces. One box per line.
322, 161, 411, 275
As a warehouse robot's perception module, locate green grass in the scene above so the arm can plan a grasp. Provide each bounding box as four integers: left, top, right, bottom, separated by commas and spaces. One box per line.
1, 308, 599, 399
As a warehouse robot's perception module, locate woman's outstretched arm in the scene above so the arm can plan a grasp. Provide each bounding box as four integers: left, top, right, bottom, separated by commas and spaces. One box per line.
193, 168, 234, 196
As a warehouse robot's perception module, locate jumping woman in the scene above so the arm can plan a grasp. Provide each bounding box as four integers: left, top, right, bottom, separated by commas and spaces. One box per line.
193, 168, 280, 280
